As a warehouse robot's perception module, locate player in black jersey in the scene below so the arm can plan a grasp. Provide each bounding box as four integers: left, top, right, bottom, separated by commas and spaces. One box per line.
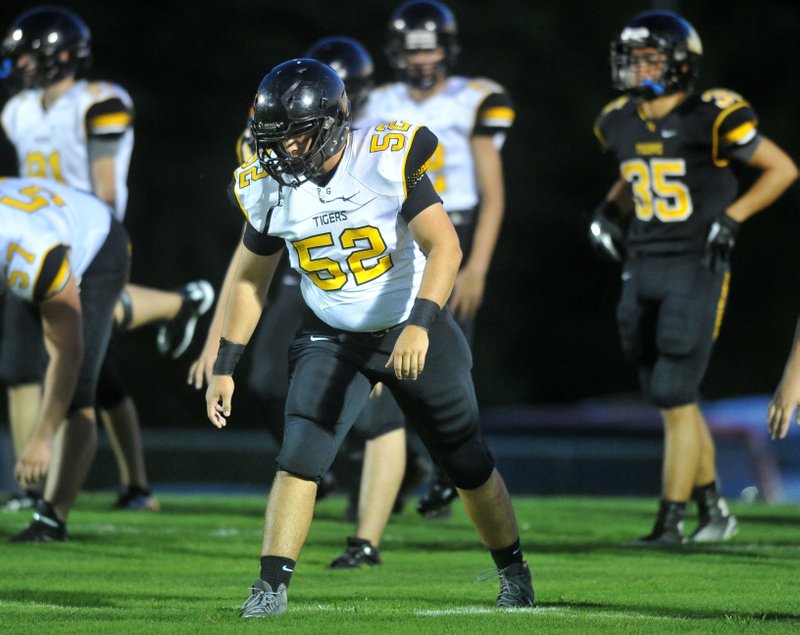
591, 11, 797, 545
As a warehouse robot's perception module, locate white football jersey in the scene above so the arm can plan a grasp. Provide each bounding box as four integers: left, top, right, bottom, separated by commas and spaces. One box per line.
232, 123, 430, 332
1, 79, 134, 220
0, 177, 111, 302
364, 77, 514, 213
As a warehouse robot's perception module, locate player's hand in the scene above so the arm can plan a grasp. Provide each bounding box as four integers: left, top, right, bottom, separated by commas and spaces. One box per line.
188, 340, 220, 390
449, 267, 485, 321
15, 434, 53, 486
386, 325, 429, 380
206, 375, 235, 429
767, 373, 800, 440
589, 212, 625, 262
702, 213, 739, 273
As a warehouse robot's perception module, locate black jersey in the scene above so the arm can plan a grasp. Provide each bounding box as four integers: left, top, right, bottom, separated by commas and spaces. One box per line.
594, 89, 760, 255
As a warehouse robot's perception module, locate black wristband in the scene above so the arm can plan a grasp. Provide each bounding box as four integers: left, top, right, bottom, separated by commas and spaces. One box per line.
213, 338, 246, 376
407, 298, 440, 331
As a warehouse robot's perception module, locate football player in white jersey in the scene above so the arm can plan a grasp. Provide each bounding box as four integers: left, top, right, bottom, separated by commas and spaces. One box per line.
205, 60, 533, 617
364, 0, 515, 519
188, 37, 430, 569
0, 177, 130, 541
0, 7, 212, 511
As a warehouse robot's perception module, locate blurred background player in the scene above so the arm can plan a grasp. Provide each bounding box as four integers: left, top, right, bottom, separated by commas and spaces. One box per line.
188, 37, 431, 567
1, 176, 130, 541
0, 6, 213, 512
362, 0, 515, 520
590, 11, 797, 544
768, 318, 800, 440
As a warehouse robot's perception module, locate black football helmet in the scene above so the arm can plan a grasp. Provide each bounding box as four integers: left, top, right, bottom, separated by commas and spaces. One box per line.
0, 6, 91, 92
386, 0, 460, 90
251, 59, 351, 187
611, 11, 702, 99
305, 36, 374, 118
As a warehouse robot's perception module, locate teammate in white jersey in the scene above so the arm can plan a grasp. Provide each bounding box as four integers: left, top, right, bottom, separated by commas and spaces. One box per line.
188, 38, 430, 569
0, 7, 212, 511
0, 177, 130, 541
365, 0, 516, 519
205, 59, 533, 617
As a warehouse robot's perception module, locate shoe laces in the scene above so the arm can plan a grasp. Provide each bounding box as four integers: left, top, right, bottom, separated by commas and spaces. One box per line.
478, 564, 529, 601
242, 585, 280, 611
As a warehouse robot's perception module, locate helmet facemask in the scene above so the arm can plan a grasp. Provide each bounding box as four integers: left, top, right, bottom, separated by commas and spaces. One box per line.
252, 59, 352, 187
252, 100, 350, 187
610, 12, 702, 100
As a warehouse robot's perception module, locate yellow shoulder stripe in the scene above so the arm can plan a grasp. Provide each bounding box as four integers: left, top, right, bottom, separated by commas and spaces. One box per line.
43, 248, 71, 299
89, 112, 132, 129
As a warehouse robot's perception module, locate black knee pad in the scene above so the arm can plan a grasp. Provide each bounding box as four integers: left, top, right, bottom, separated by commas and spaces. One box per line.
647, 370, 698, 409
437, 438, 495, 490
274, 465, 323, 486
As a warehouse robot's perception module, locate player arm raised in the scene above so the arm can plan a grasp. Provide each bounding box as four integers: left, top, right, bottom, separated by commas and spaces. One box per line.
15, 252, 83, 485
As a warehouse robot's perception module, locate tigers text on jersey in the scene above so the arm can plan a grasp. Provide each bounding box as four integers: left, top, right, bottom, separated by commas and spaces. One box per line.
594, 89, 760, 255
0, 177, 111, 302
364, 77, 514, 213
232, 123, 430, 333
1, 79, 134, 220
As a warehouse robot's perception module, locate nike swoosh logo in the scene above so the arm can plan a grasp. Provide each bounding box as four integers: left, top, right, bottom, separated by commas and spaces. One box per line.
282, 565, 294, 573
309, 335, 330, 342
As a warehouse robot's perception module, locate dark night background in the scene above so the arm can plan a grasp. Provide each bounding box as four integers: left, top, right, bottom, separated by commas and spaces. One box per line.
1, 0, 799, 431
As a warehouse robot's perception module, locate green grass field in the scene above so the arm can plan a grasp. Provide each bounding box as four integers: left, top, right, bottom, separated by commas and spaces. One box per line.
1, 493, 799, 633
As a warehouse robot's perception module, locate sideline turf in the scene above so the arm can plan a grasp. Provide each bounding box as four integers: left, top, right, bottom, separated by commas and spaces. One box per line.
1, 494, 799, 633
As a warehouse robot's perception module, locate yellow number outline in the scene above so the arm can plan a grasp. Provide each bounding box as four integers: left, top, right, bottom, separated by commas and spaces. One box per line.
5, 242, 36, 290
237, 154, 269, 189
369, 121, 412, 153
292, 225, 394, 290
621, 158, 693, 222
0, 184, 66, 213
25, 151, 65, 182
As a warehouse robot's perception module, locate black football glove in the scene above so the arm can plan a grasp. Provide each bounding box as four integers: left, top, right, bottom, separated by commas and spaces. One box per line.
589, 200, 625, 262
702, 213, 740, 273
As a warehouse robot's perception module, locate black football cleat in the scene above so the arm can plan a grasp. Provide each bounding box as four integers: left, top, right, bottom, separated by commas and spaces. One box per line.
328, 536, 382, 569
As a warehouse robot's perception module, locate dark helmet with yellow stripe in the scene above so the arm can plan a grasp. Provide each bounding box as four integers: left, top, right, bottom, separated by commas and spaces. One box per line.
0, 6, 92, 92
611, 11, 702, 99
